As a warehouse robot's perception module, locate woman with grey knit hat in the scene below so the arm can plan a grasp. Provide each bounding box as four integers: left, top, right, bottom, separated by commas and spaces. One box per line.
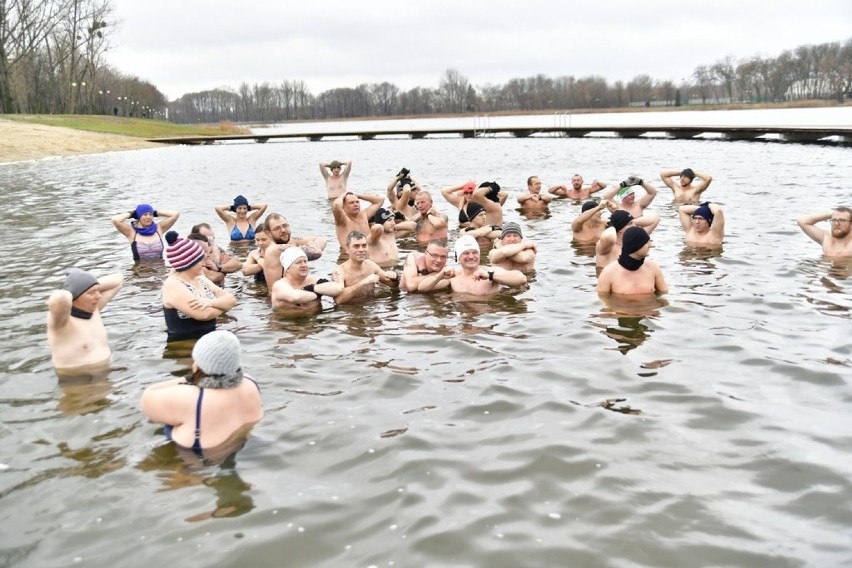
141, 330, 263, 458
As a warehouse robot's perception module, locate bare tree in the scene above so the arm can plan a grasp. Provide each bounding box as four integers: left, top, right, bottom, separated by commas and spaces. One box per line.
438, 68, 470, 113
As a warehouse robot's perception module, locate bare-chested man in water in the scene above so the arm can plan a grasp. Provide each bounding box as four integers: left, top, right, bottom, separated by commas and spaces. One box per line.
678, 202, 726, 248
660, 167, 713, 204
47, 268, 124, 377
320, 159, 352, 199
549, 174, 608, 200
334, 231, 399, 304
797, 206, 852, 258
332, 191, 384, 251
411, 191, 448, 243
597, 226, 668, 296
418, 235, 527, 295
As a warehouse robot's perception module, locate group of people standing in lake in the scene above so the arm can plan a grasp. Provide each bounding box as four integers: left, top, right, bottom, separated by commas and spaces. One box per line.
44, 156, 852, 459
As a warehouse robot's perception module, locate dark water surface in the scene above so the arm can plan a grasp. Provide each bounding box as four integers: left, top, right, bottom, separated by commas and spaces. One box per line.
1, 131, 851, 567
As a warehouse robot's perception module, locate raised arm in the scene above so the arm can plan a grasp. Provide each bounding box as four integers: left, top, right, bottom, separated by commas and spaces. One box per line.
156, 209, 180, 232
659, 169, 681, 191
596, 227, 617, 256
111, 211, 135, 239
214, 204, 235, 226
47, 289, 73, 329
248, 203, 268, 224
796, 211, 832, 245
319, 162, 330, 180
708, 205, 725, 239
359, 193, 385, 220
441, 183, 466, 208
571, 201, 607, 233
97, 272, 124, 310
678, 204, 698, 232
693, 170, 713, 195
341, 160, 353, 179
547, 184, 568, 196
637, 179, 657, 208
331, 193, 347, 223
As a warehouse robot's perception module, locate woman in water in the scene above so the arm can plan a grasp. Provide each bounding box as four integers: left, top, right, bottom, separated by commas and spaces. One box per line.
162, 232, 237, 342
214, 195, 267, 242
140, 330, 263, 462
111, 204, 180, 260
241, 223, 270, 283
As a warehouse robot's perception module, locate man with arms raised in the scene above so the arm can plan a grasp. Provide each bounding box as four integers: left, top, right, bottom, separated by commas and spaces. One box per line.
488, 222, 537, 272
262, 213, 328, 288
333, 231, 399, 304
601, 175, 660, 233
660, 167, 713, 204
411, 190, 449, 243
549, 174, 608, 200
332, 191, 384, 251
572, 199, 616, 243
47, 268, 124, 377
678, 202, 725, 247
797, 206, 852, 257
271, 248, 342, 310
418, 235, 527, 295
320, 159, 352, 199
597, 226, 668, 296
400, 239, 450, 292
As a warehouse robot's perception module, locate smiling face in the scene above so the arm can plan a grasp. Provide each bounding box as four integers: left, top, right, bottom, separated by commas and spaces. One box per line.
235, 204, 249, 218
137, 211, 154, 227
528, 177, 542, 194
571, 175, 583, 190
287, 256, 309, 278
424, 244, 449, 271
267, 219, 291, 244
458, 248, 480, 268
346, 237, 369, 261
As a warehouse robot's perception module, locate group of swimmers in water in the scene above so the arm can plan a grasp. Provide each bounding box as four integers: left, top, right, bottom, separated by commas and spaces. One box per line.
44, 158, 852, 458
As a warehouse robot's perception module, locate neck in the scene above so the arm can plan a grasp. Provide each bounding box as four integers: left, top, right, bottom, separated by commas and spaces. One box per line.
617, 253, 645, 271
70, 306, 93, 319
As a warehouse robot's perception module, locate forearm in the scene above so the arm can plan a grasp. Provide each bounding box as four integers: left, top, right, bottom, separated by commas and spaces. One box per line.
797, 211, 832, 225
417, 272, 445, 292
492, 270, 526, 286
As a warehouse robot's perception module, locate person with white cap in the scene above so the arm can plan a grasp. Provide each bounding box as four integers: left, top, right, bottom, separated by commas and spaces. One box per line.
161, 232, 236, 342
418, 235, 527, 295
271, 246, 342, 310
597, 226, 668, 295
333, 230, 399, 304
488, 222, 537, 272
320, 159, 352, 199
140, 330, 263, 459
47, 267, 124, 377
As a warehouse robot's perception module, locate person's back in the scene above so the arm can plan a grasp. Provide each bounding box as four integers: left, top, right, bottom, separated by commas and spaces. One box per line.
141, 331, 263, 452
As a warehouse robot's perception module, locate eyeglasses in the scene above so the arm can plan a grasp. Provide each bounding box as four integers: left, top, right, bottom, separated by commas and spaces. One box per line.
426, 251, 448, 261
830, 218, 850, 225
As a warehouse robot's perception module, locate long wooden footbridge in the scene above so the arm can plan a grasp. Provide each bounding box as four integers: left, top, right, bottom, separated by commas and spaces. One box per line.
149, 124, 852, 146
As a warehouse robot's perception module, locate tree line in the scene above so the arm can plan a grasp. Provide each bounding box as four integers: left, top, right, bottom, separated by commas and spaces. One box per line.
1, 1, 849, 122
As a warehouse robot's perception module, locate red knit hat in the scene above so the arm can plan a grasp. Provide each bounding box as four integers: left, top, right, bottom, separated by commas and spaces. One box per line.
165, 231, 205, 271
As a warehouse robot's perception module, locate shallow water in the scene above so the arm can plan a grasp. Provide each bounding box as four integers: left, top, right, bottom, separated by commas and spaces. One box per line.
1, 120, 851, 567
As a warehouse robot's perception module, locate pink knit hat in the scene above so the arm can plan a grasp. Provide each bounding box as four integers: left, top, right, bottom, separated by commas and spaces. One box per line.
165, 231, 205, 271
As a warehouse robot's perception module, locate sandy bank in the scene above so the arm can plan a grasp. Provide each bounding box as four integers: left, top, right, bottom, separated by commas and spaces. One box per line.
0, 119, 159, 165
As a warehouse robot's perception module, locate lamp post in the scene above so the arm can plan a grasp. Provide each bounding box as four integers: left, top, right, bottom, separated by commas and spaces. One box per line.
71, 82, 77, 114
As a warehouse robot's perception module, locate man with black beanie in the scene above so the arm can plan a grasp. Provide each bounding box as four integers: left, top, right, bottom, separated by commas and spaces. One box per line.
597, 227, 668, 295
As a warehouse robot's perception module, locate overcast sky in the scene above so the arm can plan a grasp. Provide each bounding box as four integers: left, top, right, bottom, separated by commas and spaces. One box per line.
107, 0, 852, 100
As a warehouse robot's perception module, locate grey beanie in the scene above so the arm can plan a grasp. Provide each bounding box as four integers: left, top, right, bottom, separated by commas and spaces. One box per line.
63, 267, 98, 299
192, 330, 243, 389
500, 222, 523, 240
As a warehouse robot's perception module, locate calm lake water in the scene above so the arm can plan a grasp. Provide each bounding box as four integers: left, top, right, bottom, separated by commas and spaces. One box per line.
1, 110, 851, 567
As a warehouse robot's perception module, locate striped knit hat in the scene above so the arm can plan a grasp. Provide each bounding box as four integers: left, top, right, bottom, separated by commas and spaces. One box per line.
165, 231, 205, 272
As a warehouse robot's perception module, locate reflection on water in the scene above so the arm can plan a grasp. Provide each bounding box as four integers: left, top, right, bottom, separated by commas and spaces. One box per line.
2, 128, 852, 566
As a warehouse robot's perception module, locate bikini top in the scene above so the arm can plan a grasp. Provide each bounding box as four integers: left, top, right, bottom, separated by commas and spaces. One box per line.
230, 223, 256, 241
